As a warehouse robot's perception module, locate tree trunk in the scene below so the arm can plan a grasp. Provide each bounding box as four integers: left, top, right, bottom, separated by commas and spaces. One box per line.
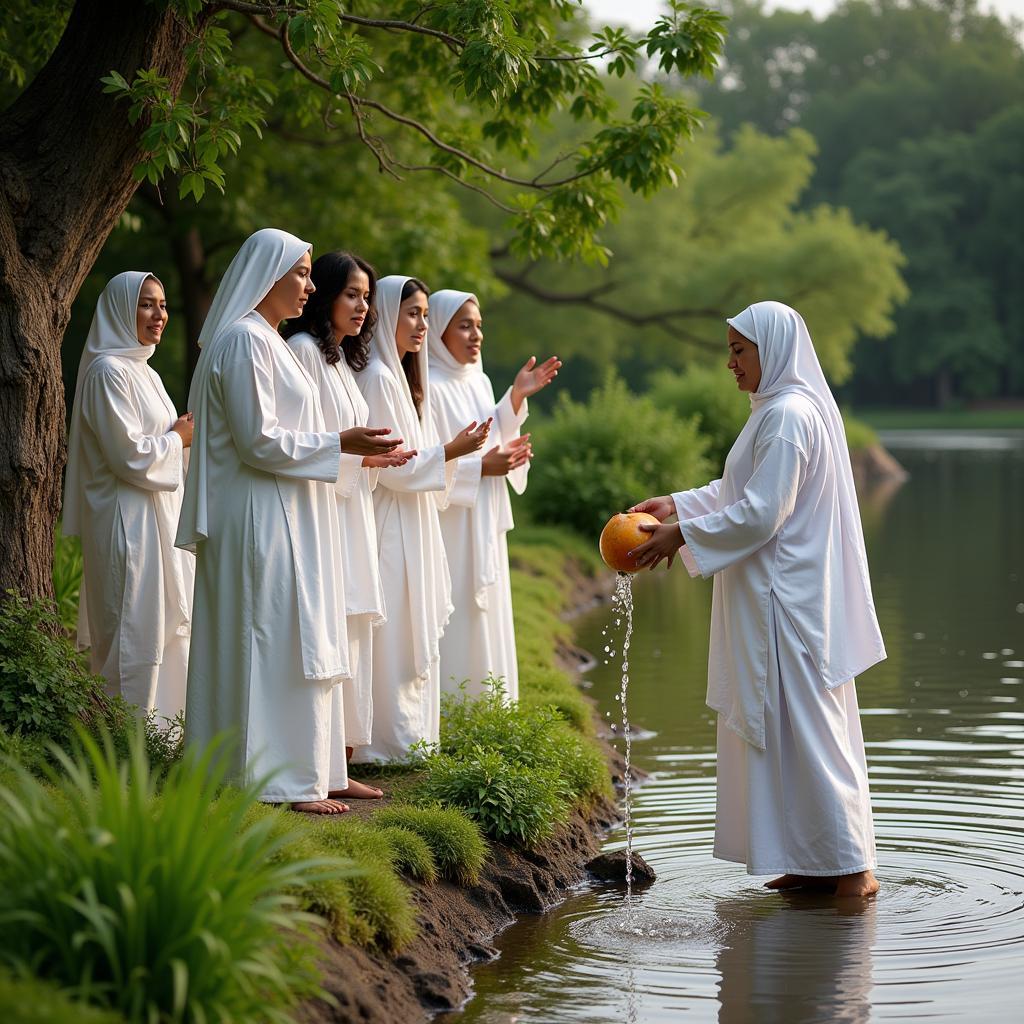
0, 0, 206, 601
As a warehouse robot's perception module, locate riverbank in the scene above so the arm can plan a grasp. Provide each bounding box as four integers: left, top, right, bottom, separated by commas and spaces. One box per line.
297, 529, 622, 1023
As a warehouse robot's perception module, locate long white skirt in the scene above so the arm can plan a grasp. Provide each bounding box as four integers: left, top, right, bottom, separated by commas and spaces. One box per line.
439, 531, 518, 701
99, 632, 189, 725
186, 490, 347, 803
343, 613, 374, 750
714, 595, 876, 876
350, 577, 439, 764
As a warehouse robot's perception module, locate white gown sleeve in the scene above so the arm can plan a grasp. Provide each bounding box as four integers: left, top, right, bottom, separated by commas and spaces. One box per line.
84, 365, 182, 492
495, 387, 529, 495
678, 438, 805, 579
363, 374, 447, 494
220, 331, 341, 481
672, 479, 722, 520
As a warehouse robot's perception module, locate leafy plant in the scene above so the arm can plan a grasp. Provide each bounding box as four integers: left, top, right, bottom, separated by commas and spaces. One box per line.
0, 591, 106, 742
523, 371, 711, 537
0, 728, 350, 1022
418, 746, 566, 847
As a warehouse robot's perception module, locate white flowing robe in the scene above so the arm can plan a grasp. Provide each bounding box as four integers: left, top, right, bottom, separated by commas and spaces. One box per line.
75, 360, 192, 716
63, 272, 193, 721
674, 300, 884, 874
288, 331, 386, 750
352, 275, 459, 763
427, 289, 528, 700
178, 306, 350, 801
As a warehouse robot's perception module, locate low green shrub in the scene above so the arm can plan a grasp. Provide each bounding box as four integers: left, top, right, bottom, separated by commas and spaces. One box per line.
0, 728, 346, 1022
0, 591, 106, 743
0, 593, 184, 774
648, 365, 749, 473
418, 747, 566, 846
371, 805, 487, 885
523, 371, 711, 537
0, 971, 124, 1024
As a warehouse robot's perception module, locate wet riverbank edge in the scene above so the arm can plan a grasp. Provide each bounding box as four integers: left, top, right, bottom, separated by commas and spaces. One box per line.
298, 531, 626, 1024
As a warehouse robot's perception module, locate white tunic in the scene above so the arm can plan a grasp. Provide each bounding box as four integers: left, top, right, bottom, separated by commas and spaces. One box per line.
427, 289, 528, 700
674, 300, 884, 874
288, 331, 385, 749
352, 275, 456, 763
63, 272, 193, 721
178, 300, 350, 800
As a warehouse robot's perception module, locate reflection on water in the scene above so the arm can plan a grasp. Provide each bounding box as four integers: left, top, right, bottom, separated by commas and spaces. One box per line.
441, 438, 1024, 1023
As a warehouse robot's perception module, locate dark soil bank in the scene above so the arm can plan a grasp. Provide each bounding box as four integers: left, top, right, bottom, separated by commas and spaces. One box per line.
298, 794, 621, 1024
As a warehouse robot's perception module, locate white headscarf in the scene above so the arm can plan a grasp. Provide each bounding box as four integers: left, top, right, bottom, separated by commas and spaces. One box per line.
727, 298, 879, 644
365, 275, 440, 449
63, 271, 166, 535
427, 289, 480, 382
176, 228, 311, 550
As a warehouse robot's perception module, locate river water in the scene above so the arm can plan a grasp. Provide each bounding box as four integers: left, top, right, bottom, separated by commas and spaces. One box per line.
442, 433, 1024, 1023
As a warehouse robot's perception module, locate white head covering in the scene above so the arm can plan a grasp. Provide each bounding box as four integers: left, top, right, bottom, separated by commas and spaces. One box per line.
727, 298, 879, 642
176, 228, 311, 550
365, 275, 439, 448
63, 271, 162, 535
427, 289, 479, 382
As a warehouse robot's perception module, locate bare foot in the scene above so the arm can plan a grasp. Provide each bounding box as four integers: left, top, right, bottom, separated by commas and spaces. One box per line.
765, 874, 834, 890
834, 870, 879, 898
329, 779, 384, 800
291, 799, 349, 815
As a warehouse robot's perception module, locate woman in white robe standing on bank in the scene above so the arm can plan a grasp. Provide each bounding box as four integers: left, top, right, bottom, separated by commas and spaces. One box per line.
427, 290, 561, 700
283, 252, 413, 797
353, 275, 491, 763
63, 271, 194, 721
630, 300, 886, 898
176, 228, 402, 813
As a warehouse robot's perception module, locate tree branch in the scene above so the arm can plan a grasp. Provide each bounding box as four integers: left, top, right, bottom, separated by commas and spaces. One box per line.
495, 266, 723, 349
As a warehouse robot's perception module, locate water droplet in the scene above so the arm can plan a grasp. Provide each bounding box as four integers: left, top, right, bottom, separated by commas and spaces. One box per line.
1001, 649, 1015, 656
959, 689, 969, 698
1016, 604, 1024, 614
913, 632, 926, 640
983, 652, 998, 660
916, 727, 923, 733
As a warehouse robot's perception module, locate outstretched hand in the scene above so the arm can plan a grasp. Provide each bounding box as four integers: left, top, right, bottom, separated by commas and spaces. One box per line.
363, 448, 417, 469
512, 355, 561, 409
340, 426, 402, 456
628, 522, 684, 571
481, 435, 532, 476
628, 495, 674, 522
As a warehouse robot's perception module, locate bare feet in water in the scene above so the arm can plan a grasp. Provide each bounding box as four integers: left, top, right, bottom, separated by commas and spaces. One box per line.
291, 799, 349, 815
329, 779, 384, 800
765, 874, 836, 892
834, 870, 879, 898
765, 871, 879, 897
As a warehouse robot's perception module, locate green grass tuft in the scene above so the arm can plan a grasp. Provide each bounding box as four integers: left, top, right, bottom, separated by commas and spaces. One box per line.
372, 824, 438, 883
370, 805, 487, 885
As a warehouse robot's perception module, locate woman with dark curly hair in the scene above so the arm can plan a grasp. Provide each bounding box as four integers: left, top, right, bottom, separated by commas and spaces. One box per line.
284, 252, 412, 797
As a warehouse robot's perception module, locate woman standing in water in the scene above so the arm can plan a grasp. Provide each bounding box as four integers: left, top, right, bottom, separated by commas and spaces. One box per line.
63, 272, 194, 722
630, 300, 885, 898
